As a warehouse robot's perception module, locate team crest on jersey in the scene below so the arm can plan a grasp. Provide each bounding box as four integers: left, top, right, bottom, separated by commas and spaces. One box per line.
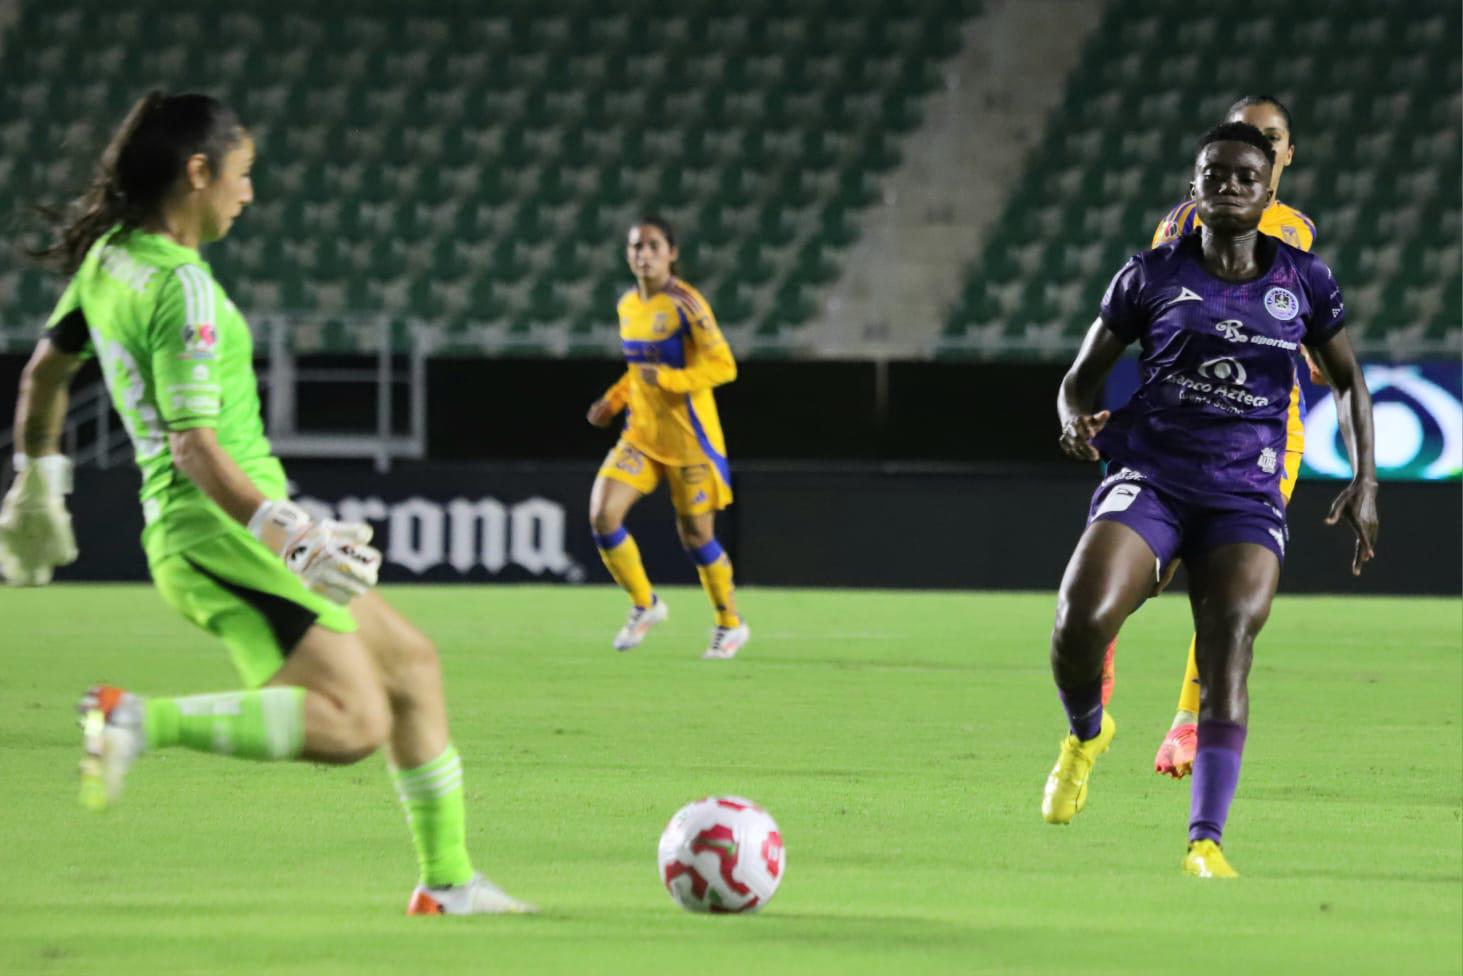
181, 322, 218, 358
653, 312, 670, 336
1263, 287, 1299, 321
1281, 225, 1299, 245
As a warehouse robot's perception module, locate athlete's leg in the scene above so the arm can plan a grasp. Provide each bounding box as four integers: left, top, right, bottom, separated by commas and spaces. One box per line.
674, 511, 738, 628
1041, 520, 1161, 824
590, 472, 655, 609
1181, 542, 1280, 875
263, 625, 393, 763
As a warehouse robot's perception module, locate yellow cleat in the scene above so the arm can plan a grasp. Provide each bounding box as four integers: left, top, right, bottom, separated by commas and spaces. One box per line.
1182, 840, 1239, 879
1041, 711, 1116, 824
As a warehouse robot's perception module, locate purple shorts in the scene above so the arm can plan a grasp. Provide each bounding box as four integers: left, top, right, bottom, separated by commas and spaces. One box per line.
1087, 467, 1287, 568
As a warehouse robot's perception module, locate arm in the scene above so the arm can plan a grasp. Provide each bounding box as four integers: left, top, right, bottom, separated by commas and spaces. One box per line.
1310, 329, 1378, 575
169, 427, 267, 526
1, 338, 83, 584
1057, 318, 1129, 461
588, 369, 632, 427
14, 338, 83, 457
651, 290, 737, 394
655, 337, 736, 394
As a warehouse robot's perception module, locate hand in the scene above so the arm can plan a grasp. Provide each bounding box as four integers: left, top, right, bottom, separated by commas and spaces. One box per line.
0, 455, 78, 586
249, 500, 382, 604
1301, 346, 1328, 386
1324, 478, 1378, 576
586, 399, 617, 428
1058, 410, 1110, 462
637, 365, 661, 387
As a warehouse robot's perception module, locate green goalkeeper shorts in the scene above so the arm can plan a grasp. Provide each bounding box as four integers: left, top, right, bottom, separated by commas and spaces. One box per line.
150, 528, 358, 688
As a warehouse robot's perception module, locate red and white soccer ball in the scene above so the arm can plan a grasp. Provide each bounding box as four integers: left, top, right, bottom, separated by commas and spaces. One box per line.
657, 796, 785, 914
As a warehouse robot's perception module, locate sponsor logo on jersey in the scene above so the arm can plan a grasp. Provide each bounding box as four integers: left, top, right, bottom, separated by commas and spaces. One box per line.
1197, 356, 1248, 385
181, 322, 218, 359
1162, 286, 1205, 309
1263, 287, 1300, 321
1213, 320, 1297, 350
1215, 319, 1247, 343
1094, 483, 1142, 518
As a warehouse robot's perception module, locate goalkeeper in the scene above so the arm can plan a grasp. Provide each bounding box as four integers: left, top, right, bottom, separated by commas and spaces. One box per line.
2, 91, 531, 915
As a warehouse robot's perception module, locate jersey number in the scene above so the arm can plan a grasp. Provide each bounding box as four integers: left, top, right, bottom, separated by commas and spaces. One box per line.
100, 340, 165, 462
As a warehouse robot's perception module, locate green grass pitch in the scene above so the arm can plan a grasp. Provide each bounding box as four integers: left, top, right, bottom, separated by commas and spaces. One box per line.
1, 585, 1459, 976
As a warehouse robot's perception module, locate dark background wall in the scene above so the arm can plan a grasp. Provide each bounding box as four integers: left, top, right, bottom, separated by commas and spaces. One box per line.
3, 353, 1457, 596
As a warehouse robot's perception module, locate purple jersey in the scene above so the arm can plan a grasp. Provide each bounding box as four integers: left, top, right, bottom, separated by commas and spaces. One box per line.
1093, 234, 1345, 503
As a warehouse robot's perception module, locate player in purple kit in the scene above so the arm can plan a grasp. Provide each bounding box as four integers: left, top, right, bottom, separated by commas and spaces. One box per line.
1038, 123, 1378, 878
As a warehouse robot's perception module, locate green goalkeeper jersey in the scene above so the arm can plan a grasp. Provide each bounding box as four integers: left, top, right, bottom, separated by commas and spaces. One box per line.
46, 227, 286, 562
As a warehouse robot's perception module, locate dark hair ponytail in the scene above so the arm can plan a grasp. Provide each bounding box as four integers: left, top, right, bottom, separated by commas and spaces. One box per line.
635, 213, 680, 276
32, 90, 245, 273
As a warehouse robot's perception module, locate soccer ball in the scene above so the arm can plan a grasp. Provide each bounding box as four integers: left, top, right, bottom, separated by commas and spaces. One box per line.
657, 796, 785, 914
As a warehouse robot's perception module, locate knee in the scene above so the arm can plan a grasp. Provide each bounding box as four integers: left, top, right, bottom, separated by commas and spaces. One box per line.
332, 686, 392, 764
677, 519, 714, 550
386, 632, 443, 701
1051, 596, 1122, 654
589, 505, 622, 537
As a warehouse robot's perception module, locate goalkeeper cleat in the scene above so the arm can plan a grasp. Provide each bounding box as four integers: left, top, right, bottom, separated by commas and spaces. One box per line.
701, 621, 749, 660
1041, 710, 1117, 824
78, 685, 143, 811
613, 596, 668, 651
1154, 722, 1199, 779
1182, 840, 1238, 879
406, 873, 537, 915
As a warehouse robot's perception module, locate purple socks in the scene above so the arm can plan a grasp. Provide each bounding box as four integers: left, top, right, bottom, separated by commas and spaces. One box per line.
1057, 679, 1104, 741
1189, 720, 1249, 844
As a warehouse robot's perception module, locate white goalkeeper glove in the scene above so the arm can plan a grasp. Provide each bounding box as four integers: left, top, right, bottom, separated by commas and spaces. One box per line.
0, 454, 79, 586
248, 499, 382, 605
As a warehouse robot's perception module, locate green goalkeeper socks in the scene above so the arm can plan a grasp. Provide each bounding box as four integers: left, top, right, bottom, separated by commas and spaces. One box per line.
391, 745, 476, 888
143, 688, 306, 760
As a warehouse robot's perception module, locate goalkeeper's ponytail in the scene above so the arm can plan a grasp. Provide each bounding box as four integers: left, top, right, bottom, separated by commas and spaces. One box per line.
30, 90, 245, 274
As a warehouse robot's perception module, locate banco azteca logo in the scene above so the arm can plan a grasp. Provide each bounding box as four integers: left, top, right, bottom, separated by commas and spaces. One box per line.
1197, 356, 1247, 385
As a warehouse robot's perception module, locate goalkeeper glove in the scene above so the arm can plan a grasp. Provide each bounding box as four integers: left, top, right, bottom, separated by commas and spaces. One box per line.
248, 499, 382, 605
0, 454, 78, 586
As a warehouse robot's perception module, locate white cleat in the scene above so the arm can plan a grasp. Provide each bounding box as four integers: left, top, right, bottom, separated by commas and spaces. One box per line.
701, 622, 750, 660
406, 873, 537, 915
77, 685, 144, 811
612, 596, 668, 651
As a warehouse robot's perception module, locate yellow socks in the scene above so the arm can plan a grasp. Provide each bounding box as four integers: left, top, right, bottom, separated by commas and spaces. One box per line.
595, 527, 654, 608
689, 540, 740, 628
1177, 634, 1202, 715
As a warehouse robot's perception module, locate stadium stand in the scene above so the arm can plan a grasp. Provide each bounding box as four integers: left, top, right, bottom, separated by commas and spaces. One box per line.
941, 0, 1462, 360
0, 0, 974, 356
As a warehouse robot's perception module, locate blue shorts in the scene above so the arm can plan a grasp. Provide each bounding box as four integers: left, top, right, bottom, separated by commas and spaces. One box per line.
1087, 467, 1287, 569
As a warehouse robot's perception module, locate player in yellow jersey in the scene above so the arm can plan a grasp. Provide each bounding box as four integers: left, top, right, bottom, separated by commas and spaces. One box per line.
1108, 95, 1323, 777
586, 216, 749, 660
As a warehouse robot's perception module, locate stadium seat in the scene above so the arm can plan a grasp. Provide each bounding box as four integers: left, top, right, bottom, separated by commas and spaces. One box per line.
0, 0, 977, 355
940, 0, 1461, 360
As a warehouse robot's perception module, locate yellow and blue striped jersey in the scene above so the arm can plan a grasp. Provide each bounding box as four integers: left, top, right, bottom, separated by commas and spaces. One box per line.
1152, 198, 1317, 252
602, 278, 736, 474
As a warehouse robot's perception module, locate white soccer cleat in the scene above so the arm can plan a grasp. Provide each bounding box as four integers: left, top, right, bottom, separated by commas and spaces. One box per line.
613, 596, 668, 651
406, 873, 537, 915
77, 685, 144, 811
701, 622, 750, 660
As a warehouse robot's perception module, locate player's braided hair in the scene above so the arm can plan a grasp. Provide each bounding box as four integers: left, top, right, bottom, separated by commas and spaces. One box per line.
31, 90, 246, 273
637, 214, 680, 276
1196, 122, 1277, 167
1227, 94, 1294, 144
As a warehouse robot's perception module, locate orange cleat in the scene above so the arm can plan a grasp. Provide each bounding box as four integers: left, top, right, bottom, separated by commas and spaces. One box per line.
1154, 723, 1198, 779
1099, 639, 1117, 706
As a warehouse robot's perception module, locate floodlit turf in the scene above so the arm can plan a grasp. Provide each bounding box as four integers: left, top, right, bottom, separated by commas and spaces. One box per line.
1, 585, 1459, 976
